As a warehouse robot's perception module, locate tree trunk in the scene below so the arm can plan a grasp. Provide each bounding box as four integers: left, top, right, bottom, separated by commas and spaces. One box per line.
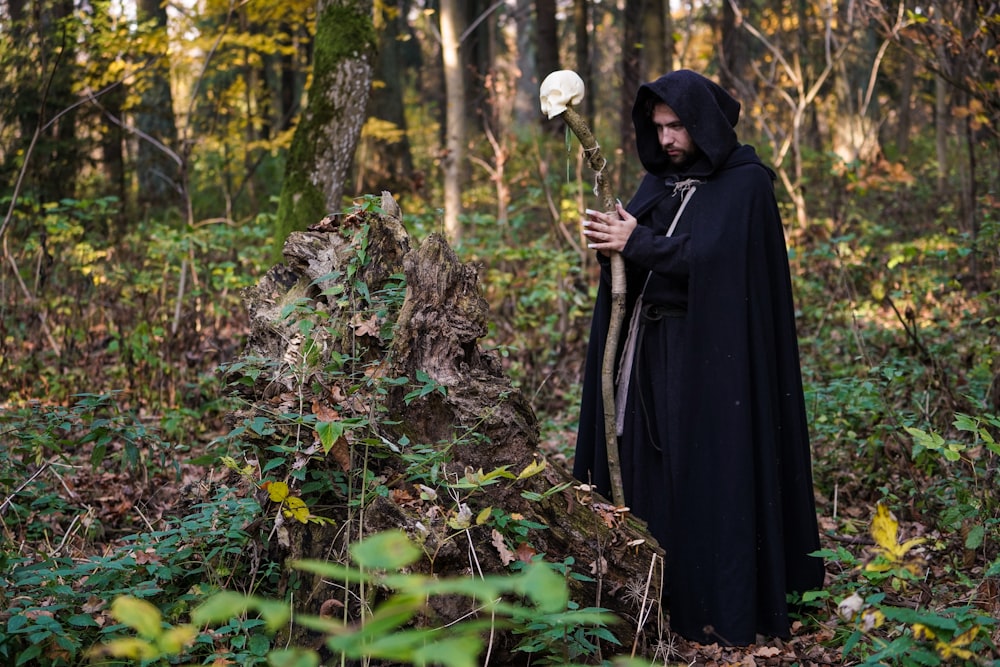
895, 53, 915, 155
641, 0, 671, 80
135, 0, 180, 210
230, 192, 665, 663
934, 70, 950, 194
621, 0, 643, 166
573, 0, 592, 120
512, 0, 539, 126
535, 0, 560, 87
279, 21, 301, 131
534, 0, 563, 137
356, 2, 416, 197
274, 0, 376, 251
440, 0, 465, 242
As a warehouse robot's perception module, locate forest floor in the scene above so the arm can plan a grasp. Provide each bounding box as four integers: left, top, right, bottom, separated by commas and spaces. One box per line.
10, 419, 864, 666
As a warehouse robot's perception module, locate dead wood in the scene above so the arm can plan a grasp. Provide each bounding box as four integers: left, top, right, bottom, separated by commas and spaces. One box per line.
228, 192, 664, 662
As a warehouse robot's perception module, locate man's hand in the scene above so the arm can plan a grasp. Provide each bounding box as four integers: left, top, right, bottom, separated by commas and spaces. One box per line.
582, 200, 637, 254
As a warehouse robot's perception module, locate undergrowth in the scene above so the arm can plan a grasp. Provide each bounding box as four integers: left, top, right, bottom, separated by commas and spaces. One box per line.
1, 148, 999, 665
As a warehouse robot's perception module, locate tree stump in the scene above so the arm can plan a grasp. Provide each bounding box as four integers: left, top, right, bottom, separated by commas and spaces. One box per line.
228, 192, 664, 662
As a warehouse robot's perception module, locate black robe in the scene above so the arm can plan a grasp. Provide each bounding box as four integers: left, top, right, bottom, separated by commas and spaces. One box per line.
573, 70, 825, 646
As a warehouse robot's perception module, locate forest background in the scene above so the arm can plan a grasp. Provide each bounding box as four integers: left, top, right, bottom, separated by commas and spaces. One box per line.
1, 0, 999, 665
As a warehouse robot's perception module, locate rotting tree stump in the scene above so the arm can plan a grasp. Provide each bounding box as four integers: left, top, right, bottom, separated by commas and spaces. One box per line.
228, 192, 665, 663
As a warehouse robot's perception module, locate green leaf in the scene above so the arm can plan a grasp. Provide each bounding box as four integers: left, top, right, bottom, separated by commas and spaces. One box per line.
411, 635, 483, 667
964, 523, 985, 550
349, 530, 422, 570
15, 644, 42, 666
517, 562, 568, 614
268, 648, 321, 667
67, 613, 99, 627
317, 421, 346, 454
191, 591, 251, 626
905, 426, 945, 454
292, 559, 373, 585
255, 599, 292, 633
325, 597, 423, 654
7, 615, 30, 633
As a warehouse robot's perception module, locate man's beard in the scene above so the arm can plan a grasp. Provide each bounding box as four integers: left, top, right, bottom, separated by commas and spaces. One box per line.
666, 147, 701, 170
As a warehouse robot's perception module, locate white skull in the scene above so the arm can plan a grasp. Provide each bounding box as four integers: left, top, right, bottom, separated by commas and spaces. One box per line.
539, 70, 586, 119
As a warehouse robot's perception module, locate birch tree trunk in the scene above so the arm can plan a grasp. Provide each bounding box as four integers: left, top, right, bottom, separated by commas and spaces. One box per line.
440, 0, 464, 243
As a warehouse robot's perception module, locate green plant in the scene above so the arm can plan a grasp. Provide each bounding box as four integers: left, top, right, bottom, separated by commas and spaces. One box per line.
818, 503, 999, 665
0, 485, 265, 666
100, 530, 621, 667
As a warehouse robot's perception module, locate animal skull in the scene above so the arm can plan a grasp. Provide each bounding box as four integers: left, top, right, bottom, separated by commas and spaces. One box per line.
539, 70, 585, 119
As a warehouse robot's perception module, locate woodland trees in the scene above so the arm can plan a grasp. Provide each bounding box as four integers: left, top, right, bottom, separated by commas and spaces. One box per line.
2, 2, 999, 664
1, 0, 997, 241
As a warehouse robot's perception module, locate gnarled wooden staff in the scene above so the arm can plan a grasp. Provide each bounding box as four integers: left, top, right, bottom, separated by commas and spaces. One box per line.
540, 70, 626, 507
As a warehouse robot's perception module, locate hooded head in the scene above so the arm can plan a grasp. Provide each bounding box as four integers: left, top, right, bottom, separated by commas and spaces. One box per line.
632, 70, 741, 177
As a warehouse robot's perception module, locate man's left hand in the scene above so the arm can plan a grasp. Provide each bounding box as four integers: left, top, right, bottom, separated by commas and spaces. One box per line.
582, 200, 637, 254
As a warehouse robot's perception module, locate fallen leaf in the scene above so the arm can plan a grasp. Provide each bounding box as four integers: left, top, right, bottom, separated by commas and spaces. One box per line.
515, 542, 537, 563
492, 529, 515, 566
350, 313, 381, 338
312, 399, 340, 423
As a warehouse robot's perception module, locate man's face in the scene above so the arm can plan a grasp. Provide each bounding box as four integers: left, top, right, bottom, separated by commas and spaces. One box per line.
652, 102, 698, 168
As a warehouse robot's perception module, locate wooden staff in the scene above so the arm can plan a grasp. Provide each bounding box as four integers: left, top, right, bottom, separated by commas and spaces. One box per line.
542, 76, 626, 507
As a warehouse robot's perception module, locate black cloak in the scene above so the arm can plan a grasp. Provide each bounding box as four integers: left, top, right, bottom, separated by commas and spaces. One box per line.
573, 70, 825, 645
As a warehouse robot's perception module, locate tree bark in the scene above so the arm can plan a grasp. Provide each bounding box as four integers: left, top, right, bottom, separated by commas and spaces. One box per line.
573, 0, 592, 120
274, 0, 376, 250
621, 0, 643, 165
136, 0, 180, 210
535, 0, 560, 88
231, 192, 664, 663
641, 0, 672, 81
356, 2, 416, 197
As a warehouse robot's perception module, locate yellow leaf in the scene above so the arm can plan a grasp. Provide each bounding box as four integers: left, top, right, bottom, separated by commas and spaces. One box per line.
936, 641, 975, 660
267, 481, 290, 502
156, 624, 198, 654
476, 506, 492, 525
282, 496, 310, 523
97, 637, 159, 660
517, 458, 547, 480
913, 623, 936, 640
950, 625, 981, 647
110, 596, 162, 640
860, 608, 885, 631
870, 504, 900, 553
870, 503, 925, 562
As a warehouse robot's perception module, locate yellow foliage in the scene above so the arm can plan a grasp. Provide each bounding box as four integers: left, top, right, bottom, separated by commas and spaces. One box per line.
934, 625, 980, 660
97, 637, 159, 660
517, 458, 547, 481
867, 503, 926, 570
157, 624, 198, 654
110, 596, 162, 640
282, 496, 310, 524
266, 481, 290, 502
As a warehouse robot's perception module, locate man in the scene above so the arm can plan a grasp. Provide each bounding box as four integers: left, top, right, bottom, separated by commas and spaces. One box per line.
573, 70, 825, 646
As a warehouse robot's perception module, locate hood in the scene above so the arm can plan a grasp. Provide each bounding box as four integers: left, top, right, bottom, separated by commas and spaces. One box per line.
632, 70, 741, 177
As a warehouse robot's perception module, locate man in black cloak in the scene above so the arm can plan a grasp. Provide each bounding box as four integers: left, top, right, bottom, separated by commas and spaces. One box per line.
573, 70, 825, 646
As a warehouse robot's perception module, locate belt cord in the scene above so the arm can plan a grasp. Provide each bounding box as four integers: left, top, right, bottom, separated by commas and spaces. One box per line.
614, 181, 699, 436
